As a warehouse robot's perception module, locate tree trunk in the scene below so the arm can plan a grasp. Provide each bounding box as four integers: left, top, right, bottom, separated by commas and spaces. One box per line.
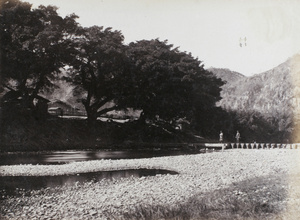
138, 111, 147, 125
87, 109, 98, 127
84, 105, 99, 142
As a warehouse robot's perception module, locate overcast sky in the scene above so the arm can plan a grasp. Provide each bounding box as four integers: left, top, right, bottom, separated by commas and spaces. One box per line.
25, 0, 300, 76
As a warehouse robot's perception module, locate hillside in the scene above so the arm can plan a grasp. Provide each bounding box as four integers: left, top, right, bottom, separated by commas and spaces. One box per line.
208, 67, 246, 84
216, 54, 300, 134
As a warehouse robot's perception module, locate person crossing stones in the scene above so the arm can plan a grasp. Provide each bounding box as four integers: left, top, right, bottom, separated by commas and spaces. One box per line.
235, 131, 241, 143
219, 131, 223, 143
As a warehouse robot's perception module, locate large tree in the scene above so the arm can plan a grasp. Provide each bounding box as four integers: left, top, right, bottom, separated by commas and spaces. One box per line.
67, 26, 131, 126
0, 0, 79, 111
126, 39, 224, 132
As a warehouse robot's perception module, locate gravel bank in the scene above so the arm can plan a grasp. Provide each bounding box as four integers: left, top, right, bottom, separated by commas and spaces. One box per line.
1, 149, 300, 219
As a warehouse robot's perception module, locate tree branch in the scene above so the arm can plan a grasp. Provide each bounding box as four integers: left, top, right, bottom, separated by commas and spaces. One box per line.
2, 84, 15, 91
91, 96, 113, 111
96, 105, 118, 117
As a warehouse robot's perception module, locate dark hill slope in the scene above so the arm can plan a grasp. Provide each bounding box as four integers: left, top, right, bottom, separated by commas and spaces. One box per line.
216, 54, 300, 135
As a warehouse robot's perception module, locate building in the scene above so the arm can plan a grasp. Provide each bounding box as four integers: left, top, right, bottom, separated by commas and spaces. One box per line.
48, 100, 85, 116
48, 107, 63, 116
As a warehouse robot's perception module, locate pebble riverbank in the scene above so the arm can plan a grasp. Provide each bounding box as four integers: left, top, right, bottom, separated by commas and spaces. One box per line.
1, 149, 300, 219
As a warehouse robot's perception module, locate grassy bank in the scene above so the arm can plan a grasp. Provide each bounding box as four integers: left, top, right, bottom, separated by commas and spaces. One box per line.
118, 174, 287, 220
0, 116, 200, 152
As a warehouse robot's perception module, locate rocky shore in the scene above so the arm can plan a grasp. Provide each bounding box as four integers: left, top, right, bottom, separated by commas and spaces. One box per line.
1, 149, 300, 219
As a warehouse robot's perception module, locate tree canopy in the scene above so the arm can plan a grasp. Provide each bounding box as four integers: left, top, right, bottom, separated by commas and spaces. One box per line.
126, 39, 224, 130
65, 25, 131, 125
67, 36, 224, 130
0, 0, 232, 144
0, 0, 79, 111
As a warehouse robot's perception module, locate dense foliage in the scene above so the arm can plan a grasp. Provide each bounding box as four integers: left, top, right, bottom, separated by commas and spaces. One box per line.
0, 0, 79, 111
65, 25, 129, 126
126, 39, 224, 130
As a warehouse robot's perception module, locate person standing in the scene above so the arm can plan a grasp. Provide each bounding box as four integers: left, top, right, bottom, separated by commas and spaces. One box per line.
219, 131, 223, 142
236, 131, 241, 143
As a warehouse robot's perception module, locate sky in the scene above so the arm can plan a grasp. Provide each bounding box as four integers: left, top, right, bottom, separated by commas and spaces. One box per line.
24, 0, 300, 76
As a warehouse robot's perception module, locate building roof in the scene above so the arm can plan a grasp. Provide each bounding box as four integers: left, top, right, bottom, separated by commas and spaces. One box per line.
48, 107, 62, 110
35, 95, 50, 103
49, 99, 80, 110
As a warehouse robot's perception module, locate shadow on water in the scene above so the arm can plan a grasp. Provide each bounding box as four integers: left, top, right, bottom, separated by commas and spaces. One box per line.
0, 169, 179, 198
0, 148, 210, 165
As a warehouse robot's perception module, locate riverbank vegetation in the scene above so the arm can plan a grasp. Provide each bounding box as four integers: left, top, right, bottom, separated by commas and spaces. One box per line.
0, 115, 202, 152
0, 112, 288, 152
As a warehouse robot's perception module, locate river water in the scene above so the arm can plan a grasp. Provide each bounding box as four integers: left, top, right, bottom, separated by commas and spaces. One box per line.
0, 148, 211, 197
0, 148, 208, 165
0, 169, 179, 198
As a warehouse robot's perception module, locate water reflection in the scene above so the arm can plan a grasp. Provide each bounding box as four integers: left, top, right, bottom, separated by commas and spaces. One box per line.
0, 169, 178, 198
0, 148, 206, 165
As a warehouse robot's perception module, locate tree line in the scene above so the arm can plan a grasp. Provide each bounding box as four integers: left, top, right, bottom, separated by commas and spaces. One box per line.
0, 0, 289, 148
0, 0, 223, 131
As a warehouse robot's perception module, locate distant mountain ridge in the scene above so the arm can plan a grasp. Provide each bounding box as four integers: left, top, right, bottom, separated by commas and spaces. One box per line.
211, 54, 300, 134
208, 67, 246, 84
